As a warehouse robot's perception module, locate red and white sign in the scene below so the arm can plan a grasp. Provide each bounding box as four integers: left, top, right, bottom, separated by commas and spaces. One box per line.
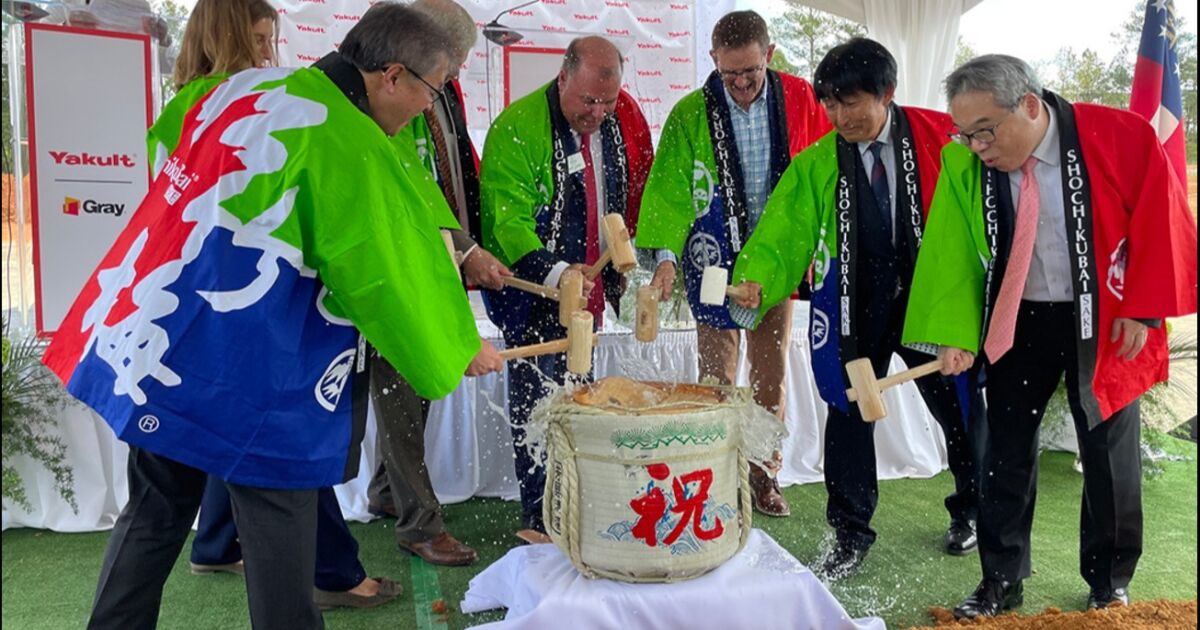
25, 24, 153, 336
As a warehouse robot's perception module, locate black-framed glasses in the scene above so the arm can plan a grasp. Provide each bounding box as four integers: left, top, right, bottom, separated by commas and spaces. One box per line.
409, 68, 446, 101
718, 64, 765, 80
950, 111, 1013, 146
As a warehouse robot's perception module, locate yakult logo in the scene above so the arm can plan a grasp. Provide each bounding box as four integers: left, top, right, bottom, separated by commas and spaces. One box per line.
669, 57, 691, 64
296, 53, 321, 62
670, 3, 689, 9
637, 42, 662, 49
668, 31, 691, 38
332, 13, 359, 21
636, 70, 663, 77
510, 9, 533, 16
296, 24, 325, 34
542, 24, 566, 31
49, 151, 135, 168
606, 28, 629, 36
574, 13, 598, 20
637, 16, 662, 23
605, 0, 630, 6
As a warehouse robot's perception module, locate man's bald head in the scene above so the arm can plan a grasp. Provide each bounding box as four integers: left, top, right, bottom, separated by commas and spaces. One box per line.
561, 36, 623, 79
556, 37, 624, 135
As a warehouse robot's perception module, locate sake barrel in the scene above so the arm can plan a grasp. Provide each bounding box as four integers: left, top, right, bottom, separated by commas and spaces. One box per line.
539, 377, 757, 583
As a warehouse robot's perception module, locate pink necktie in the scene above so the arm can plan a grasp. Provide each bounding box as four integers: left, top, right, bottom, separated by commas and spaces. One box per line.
984, 157, 1040, 363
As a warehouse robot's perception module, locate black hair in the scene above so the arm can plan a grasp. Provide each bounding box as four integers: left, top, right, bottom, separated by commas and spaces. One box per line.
813, 37, 897, 101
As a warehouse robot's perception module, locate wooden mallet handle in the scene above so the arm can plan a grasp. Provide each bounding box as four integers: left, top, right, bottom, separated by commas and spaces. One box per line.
845, 358, 945, 402
502, 277, 560, 301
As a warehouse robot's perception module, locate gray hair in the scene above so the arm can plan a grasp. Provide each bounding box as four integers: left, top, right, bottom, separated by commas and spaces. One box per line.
410, 0, 477, 61
944, 54, 1042, 110
339, 2, 453, 77
562, 36, 623, 78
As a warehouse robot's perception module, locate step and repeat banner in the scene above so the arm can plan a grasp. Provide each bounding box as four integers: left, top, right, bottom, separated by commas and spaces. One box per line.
270, 0, 704, 145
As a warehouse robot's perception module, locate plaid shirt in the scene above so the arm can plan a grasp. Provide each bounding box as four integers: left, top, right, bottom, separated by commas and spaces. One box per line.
723, 80, 772, 233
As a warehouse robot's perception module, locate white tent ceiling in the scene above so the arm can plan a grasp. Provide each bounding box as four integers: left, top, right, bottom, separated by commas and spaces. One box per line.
784, 0, 986, 110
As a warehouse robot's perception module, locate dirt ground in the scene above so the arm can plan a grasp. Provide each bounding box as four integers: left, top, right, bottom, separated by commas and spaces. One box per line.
906, 599, 1197, 629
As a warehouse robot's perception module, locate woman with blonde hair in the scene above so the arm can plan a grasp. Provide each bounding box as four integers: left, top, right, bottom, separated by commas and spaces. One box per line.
148, 0, 276, 171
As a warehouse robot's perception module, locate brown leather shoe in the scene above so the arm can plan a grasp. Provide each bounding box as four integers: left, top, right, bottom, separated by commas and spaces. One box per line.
398, 532, 478, 566
749, 464, 791, 517
313, 576, 402, 610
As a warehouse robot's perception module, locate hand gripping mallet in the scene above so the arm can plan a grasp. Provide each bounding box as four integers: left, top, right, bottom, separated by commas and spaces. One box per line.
497, 311, 596, 374
500, 269, 585, 327
844, 357, 945, 422
698, 266, 754, 306
635, 285, 659, 342
584, 214, 638, 280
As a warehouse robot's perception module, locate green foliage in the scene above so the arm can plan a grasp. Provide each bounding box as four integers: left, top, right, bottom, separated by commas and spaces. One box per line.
767, 48, 798, 76
2, 320, 75, 512
770, 5, 866, 81
953, 36, 978, 69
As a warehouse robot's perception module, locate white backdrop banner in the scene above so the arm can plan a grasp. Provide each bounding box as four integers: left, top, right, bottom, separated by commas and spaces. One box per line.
25, 23, 153, 336
270, 0, 697, 146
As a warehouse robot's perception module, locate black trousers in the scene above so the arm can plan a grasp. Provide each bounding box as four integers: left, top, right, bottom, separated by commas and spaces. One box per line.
825, 300, 986, 551
190, 479, 366, 591
88, 448, 323, 630
367, 351, 443, 544
980, 301, 1142, 590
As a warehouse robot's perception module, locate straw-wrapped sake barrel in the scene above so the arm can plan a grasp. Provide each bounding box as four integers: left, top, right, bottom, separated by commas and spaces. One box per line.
539, 377, 756, 582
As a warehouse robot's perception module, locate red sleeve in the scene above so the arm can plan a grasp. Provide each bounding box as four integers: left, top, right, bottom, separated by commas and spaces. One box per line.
779, 73, 832, 155
616, 89, 654, 237
1080, 105, 1198, 318
903, 106, 955, 218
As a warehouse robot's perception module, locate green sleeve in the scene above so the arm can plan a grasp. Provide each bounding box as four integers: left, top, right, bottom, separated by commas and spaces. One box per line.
733, 147, 826, 327
478, 98, 552, 267
310, 145, 479, 399
392, 121, 460, 232
635, 99, 700, 255
902, 145, 987, 352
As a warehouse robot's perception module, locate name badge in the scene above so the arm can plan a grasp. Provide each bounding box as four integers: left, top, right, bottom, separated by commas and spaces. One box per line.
567, 152, 585, 174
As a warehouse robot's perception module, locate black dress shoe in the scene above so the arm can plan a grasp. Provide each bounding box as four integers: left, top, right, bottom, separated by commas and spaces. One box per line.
953, 579, 1024, 619
944, 519, 977, 555
819, 543, 869, 581
1087, 586, 1130, 609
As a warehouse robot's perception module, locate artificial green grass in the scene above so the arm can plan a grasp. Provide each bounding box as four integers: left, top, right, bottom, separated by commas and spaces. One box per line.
3, 438, 1195, 629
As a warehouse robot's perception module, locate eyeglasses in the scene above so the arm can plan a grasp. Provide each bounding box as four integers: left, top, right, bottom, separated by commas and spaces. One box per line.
407, 67, 446, 101
950, 111, 1013, 146
718, 65, 764, 80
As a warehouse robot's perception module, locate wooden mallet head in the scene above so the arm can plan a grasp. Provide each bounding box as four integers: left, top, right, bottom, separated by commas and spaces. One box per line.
844, 358, 887, 421
699, 266, 752, 305
565, 310, 595, 374
635, 285, 658, 342
559, 269, 584, 327
600, 213, 637, 274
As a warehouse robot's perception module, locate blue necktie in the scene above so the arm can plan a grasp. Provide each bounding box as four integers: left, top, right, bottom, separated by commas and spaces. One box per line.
868, 142, 892, 240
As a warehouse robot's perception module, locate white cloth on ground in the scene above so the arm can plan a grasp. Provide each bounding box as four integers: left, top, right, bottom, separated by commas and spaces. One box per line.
460, 528, 886, 630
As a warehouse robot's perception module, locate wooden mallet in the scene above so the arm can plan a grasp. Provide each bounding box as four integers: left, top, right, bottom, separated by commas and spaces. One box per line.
584, 214, 637, 280
699, 266, 754, 306
635, 285, 659, 342
498, 310, 596, 374
844, 357, 945, 422
500, 269, 585, 328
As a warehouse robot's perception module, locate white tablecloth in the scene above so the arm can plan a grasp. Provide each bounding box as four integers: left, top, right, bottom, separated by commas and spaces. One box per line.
460, 528, 885, 630
3, 298, 954, 531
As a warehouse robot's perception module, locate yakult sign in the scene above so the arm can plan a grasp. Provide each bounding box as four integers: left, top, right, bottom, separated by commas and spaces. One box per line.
26, 24, 153, 335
